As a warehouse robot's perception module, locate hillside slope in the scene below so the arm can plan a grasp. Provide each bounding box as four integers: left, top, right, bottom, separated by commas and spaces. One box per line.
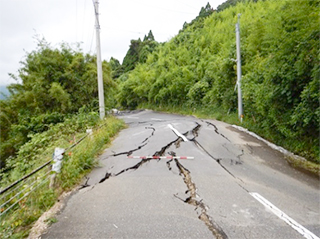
116, 0, 319, 162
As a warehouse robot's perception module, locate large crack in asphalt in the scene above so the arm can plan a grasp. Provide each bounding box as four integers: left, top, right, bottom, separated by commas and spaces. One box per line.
112, 142, 148, 157
112, 126, 155, 157
100, 135, 183, 182
174, 157, 228, 239
190, 123, 249, 195
95, 122, 229, 238
141, 127, 155, 143
191, 138, 242, 182
159, 123, 228, 238
189, 122, 244, 183
205, 121, 230, 142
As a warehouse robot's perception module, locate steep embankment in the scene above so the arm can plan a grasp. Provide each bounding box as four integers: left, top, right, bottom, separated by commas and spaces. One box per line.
117, 0, 319, 162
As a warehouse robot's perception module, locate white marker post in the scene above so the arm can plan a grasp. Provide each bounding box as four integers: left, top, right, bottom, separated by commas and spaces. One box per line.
50, 147, 65, 188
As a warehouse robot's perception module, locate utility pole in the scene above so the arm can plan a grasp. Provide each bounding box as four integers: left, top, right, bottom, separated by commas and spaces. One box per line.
93, 0, 105, 119
235, 14, 243, 123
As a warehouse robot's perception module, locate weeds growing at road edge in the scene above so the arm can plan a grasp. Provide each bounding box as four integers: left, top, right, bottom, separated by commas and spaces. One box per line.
138, 103, 319, 171
0, 115, 125, 238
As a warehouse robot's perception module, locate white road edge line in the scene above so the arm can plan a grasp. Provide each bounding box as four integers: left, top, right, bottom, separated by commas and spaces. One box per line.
250, 192, 319, 239
168, 124, 188, 142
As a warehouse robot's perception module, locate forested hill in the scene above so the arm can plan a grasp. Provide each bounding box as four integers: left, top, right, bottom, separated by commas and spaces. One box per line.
0, 0, 318, 170
116, 0, 319, 162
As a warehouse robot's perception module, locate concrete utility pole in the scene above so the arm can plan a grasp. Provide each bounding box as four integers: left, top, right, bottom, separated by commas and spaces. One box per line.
235, 14, 244, 123
94, 0, 105, 119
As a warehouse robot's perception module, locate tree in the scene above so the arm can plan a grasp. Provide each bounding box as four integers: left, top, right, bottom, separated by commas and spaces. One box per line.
199, 3, 213, 18
122, 39, 142, 72
120, 31, 159, 75
110, 57, 123, 79
0, 39, 117, 166
147, 30, 155, 41
117, 0, 319, 162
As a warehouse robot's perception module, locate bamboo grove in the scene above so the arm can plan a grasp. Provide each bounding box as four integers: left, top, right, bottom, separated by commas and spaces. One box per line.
0, 0, 319, 173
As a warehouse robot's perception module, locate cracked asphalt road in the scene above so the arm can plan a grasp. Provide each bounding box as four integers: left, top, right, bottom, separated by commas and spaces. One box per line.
42, 110, 320, 239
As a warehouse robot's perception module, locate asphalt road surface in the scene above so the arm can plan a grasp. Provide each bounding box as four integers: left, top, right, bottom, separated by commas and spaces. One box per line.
42, 110, 320, 239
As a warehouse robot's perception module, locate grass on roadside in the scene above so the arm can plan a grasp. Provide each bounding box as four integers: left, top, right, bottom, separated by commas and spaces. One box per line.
0, 115, 126, 239
138, 103, 319, 173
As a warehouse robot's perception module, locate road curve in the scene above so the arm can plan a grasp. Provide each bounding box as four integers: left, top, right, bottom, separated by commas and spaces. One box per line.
41, 110, 320, 239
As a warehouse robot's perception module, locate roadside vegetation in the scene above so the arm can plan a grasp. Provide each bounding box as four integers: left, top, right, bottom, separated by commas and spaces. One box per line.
0, 114, 125, 238
0, 40, 125, 237
116, 0, 319, 163
0, 0, 318, 237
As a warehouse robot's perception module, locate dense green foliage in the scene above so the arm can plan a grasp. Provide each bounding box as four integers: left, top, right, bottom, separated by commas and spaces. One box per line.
181, 2, 214, 32
111, 30, 160, 78
0, 0, 319, 236
216, 0, 262, 12
0, 40, 117, 168
0, 116, 125, 238
0, 39, 125, 238
1, 111, 99, 182
116, 0, 319, 162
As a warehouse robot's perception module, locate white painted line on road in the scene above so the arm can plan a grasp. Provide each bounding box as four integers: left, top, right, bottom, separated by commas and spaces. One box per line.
168, 124, 188, 142
250, 192, 319, 239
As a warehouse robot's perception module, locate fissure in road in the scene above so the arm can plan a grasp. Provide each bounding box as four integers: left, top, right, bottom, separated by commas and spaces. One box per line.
96, 122, 229, 238
205, 121, 230, 142
190, 128, 243, 182
112, 126, 155, 157
173, 157, 228, 239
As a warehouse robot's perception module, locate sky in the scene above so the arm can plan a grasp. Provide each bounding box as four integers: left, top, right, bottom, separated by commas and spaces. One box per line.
0, 0, 226, 86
